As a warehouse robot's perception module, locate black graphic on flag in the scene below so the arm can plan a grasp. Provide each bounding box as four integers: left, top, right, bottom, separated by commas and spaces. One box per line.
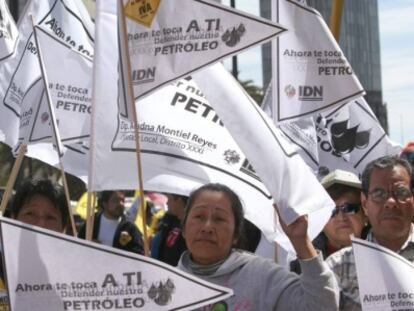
222, 24, 245, 47
147, 278, 175, 306
330, 120, 371, 156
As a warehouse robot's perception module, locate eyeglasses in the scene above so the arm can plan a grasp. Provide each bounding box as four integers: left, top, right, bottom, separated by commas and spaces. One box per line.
367, 186, 412, 204
331, 203, 361, 218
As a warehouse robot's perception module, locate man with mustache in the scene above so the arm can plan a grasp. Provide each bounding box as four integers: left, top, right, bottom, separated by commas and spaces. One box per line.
326, 155, 414, 311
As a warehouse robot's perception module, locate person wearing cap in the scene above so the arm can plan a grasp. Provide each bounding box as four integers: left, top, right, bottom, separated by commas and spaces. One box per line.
320, 169, 368, 254
326, 156, 414, 310
291, 169, 367, 274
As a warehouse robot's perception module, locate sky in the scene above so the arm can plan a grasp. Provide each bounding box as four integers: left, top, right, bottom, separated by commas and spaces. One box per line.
221, 0, 414, 146
378, 0, 414, 146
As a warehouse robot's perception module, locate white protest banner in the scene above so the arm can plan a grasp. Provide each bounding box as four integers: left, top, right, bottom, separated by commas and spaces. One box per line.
270, 0, 364, 122
0, 0, 94, 149
27, 23, 67, 158
25, 25, 92, 148
278, 98, 401, 177
0, 0, 18, 62
352, 237, 414, 311
92, 1, 292, 245
193, 63, 334, 230
0, 217, 233, 311
121, 0, 286, 107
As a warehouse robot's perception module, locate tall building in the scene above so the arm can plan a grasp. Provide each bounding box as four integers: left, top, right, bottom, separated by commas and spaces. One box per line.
260, 0, 388, 132
5, 0, 27, 20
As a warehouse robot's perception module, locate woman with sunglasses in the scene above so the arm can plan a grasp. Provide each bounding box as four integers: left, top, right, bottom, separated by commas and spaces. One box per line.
322, 170, 367, 255
291, 170, 367, 273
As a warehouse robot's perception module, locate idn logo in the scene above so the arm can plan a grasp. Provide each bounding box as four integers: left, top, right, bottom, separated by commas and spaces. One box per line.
298, 86, 323, 101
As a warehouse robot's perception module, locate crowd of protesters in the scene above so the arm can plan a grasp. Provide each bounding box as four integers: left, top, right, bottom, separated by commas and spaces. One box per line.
0, 145, 413, 310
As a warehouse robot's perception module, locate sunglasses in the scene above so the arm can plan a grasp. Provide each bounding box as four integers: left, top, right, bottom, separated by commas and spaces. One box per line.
331, 203, 361, 218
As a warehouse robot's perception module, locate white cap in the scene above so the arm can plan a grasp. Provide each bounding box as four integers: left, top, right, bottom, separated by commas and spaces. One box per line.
321, 169, 361, 190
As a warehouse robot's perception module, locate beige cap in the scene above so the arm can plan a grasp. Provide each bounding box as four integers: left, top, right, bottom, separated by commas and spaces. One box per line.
321, 169, 361, 190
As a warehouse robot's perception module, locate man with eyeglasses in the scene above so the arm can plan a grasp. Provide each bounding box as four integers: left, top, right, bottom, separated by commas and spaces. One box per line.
326, 156, 414, 311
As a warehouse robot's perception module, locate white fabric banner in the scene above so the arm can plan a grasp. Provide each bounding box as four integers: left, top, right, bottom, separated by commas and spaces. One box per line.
277, 98, 401, 177
270, 0, 364, 122
121, 0, 286, 105
193, 63, 334, 229
0, 0, 18, 62
92, 0, 325, 248
91, 0, 280, 246
0, 217, 233, 311
352, 237, 414, 311
26, 26, 92, 148
92, 13, 278, 241
0, 0, 94, 148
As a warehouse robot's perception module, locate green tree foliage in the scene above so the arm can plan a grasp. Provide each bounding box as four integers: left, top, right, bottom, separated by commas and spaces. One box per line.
239, 79, 264, 105
0, 143, 85, 199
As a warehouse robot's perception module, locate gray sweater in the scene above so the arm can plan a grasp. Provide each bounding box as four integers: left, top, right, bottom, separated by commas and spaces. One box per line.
178, 249, 339, 311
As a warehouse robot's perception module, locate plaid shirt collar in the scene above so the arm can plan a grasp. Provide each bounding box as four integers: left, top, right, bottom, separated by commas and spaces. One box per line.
367, 224, 414, 252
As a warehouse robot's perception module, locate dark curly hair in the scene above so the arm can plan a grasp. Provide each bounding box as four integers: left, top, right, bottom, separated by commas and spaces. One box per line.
11, 179, 68, 229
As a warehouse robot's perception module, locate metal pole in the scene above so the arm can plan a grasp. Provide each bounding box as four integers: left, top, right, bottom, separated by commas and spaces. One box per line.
230, 0, 238, 79
329, 0, 344, 41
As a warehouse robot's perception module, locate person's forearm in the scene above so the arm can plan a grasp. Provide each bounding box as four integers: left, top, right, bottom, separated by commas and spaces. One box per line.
290, 236, 318, 260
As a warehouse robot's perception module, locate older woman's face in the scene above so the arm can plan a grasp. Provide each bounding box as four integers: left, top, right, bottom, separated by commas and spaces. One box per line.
183, 190, 236, 265
323, 190, 365, 249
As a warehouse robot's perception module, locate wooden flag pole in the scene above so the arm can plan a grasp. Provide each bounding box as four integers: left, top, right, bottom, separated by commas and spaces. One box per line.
330, 0, 344, 41
118, 0, 149, 256
90, 192, 96, 238
270, 0, 279, 264
85, 191, 94, 241
59, 164, 78, 236
31, 18, 77, 236
0, 144, 27, 215
87, 192, 97, 241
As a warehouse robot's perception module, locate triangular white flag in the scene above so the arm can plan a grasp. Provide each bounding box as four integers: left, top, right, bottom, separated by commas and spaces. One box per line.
91, 1, 281, 247
121, 0, 286, 106
278, 98, 401, 177
0, 218, 233, 311
27, 26, 92, 147
91, 4, 277, 245
0, 0, 94, 149
271, 0, 364, 122
0, 0, 18, 62
352, 237, 414, 311
193, 63, 334, 229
